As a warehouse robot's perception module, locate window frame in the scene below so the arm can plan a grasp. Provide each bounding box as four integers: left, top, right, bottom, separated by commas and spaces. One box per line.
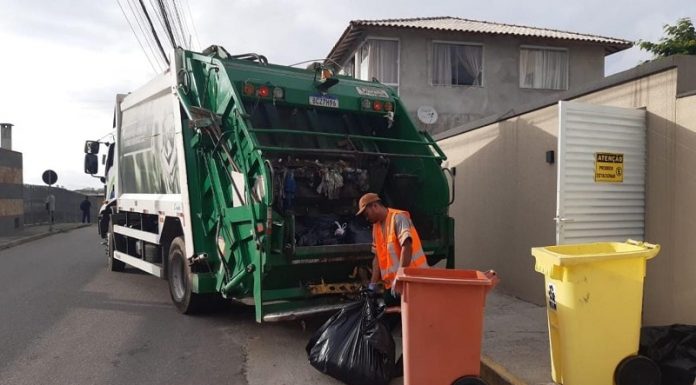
353, 36, 400, 94
430, 40, 485, 88
519, 45, 569, 90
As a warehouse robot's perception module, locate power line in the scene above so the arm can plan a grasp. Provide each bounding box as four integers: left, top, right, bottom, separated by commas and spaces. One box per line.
138, 0, 170, 65
182, 0, 201, 50
116, 0, 158, 72
163, 0, 184, 48
170, 0, 189, 49
172, 0, 191, 49
156, 0, 177, 49
147, 0, 173, 49
124, 0, 166, 70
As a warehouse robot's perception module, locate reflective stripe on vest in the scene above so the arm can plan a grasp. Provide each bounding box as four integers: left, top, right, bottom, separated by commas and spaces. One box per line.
374, 208, 428, 288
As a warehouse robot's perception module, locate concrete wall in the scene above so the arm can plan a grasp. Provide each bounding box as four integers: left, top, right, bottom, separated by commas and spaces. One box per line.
439, 63, 696, 325
0, 148, 24, 234
438, 108, 558, 303
23, 185, 101, 226
671, 94, 696, 323
359, 27, 606, 134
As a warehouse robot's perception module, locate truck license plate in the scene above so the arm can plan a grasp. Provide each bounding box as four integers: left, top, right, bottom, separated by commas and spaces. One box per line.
309, 95, 339, 108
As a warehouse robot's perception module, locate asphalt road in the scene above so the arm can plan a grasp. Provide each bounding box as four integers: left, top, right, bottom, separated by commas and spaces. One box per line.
0, 226, 399, 385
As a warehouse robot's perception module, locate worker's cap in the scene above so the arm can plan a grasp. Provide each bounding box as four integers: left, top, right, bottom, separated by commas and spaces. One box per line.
356, 193, 381, 216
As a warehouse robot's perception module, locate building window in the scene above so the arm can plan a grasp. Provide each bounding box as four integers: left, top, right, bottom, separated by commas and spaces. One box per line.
340, 56, 355, 77
432, 42, 483, 86
355, 39, 399, 92
519, 47, 568, 90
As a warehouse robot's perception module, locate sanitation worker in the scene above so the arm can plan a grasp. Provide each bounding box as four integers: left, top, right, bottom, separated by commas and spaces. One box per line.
356, 192, 429, 305
356, 192, 429, 378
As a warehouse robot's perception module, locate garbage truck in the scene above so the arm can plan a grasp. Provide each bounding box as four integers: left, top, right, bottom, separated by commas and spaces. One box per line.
83, 46, 454, 322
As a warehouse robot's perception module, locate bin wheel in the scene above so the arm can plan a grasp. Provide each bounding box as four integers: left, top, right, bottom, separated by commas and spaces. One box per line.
451, 376, 488, 385
614, 355, 661, 385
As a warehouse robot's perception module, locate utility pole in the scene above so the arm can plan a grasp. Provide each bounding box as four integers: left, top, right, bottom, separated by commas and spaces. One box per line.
42, 170, 57, 231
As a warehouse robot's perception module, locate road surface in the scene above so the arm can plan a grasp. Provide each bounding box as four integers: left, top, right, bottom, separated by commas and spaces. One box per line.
0, 226, 401, 385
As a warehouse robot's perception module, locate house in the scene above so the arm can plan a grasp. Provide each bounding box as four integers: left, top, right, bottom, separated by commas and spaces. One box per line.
435, 55, 696, 325
326, 17, 632, 134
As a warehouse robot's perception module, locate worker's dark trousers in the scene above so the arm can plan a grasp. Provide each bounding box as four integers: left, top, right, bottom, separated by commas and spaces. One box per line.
384, 292, 402, 332
82, 211, 90, 223
384, 291, 404, 378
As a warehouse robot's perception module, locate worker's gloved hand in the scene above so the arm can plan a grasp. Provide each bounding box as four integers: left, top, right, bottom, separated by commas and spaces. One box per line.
390, 276, 400, 296
367, 282, 378, 292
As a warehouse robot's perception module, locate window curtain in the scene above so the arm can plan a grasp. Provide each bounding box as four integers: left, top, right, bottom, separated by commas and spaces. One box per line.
341, 56, 355, 77
432, 43, 452, 85
520, 48, 568, 89
452, 45, 482, 85
360, 39, 398, 84
359, 44, 370, 80
433, 43, 482, 86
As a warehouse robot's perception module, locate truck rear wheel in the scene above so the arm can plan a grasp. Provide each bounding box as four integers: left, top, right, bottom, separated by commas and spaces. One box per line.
107, 219, 125, 272
167, 236, 203, 314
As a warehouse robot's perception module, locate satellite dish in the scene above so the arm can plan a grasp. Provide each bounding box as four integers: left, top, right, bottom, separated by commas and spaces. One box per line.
417, 106, 438, 125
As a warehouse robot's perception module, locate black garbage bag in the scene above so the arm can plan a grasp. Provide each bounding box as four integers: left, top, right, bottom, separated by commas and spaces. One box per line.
296, 215, 341, 246
640, 324, 696, 385
306, 293, 395, 385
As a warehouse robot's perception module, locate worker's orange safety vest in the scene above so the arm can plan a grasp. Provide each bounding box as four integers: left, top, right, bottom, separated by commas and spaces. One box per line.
373, 208, 428, 288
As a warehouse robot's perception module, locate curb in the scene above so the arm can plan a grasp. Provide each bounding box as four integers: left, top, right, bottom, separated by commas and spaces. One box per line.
481, 355, 530, 385
0, 224, 93, 251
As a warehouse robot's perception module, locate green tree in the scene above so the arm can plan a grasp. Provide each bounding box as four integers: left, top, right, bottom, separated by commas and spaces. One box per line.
638, 18, 696, 57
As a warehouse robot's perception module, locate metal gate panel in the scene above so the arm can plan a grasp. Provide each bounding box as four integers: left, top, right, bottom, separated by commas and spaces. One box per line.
556, 101, 646, 244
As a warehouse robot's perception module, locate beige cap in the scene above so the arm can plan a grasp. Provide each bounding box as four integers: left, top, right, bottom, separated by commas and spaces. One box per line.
356, 193, 381, 216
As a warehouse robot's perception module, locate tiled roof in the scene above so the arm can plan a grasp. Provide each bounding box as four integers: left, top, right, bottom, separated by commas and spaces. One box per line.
327, 17, 632, 65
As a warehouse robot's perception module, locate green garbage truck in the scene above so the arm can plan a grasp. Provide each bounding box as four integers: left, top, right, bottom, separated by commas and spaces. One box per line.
83, 46, 454, 322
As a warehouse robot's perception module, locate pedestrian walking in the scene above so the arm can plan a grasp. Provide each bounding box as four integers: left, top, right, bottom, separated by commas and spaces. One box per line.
45, 193, 55, 224
80, 196, 92, 223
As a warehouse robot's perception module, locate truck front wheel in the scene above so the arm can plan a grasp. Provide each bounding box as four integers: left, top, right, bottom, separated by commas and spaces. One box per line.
167, 236, 203, 314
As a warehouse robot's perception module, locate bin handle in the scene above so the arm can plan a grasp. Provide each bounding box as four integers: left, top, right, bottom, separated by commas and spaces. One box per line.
484, 270, 500, 291
626, 239, 658, 249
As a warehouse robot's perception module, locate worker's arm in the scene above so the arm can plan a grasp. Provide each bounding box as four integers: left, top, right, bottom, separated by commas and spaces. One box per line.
394, 213, 413, 268
399, 238, 413, 268
370, 255, 381, 284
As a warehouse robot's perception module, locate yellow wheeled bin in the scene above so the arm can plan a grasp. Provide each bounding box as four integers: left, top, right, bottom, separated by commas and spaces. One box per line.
531, 240, 661, 385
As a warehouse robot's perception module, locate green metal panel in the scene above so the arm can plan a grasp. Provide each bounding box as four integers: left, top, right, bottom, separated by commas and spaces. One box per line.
173, 47, 454, 322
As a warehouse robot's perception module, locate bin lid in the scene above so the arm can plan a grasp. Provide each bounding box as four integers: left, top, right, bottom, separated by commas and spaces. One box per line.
398, 267, 494, 286
531, 240, 660, 267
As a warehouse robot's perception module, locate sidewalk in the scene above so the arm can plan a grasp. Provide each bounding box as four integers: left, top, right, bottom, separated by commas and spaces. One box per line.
481, 291, 553, 385
0, 223, 94, 251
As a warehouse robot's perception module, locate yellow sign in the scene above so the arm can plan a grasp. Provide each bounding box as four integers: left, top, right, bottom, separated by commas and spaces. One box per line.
595, 152, 624, 183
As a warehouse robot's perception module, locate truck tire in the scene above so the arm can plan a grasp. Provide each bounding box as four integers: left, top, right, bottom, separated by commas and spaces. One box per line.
107, 219, 125, 272
167, 236, 203, 314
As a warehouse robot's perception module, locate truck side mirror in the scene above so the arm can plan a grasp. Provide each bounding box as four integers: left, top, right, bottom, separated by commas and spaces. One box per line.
84, 141, 100, 154
84, 154, 98, 175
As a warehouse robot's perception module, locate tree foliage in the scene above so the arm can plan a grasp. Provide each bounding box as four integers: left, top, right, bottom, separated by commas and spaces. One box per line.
638, 18, 696, 57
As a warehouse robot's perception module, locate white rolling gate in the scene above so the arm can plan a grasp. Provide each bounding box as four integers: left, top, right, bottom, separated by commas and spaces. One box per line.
556, 101, 647, 244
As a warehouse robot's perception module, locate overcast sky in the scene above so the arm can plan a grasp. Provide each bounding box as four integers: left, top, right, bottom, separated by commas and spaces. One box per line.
0, 0, 693, 189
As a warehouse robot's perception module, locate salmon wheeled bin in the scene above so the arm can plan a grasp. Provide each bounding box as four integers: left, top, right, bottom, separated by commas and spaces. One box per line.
397, 267, 498, 385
